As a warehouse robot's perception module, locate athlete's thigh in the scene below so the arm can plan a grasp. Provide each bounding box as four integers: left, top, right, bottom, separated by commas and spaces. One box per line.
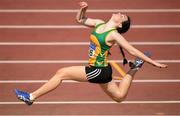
61, 66, 88, 82
99, 80, 120, 98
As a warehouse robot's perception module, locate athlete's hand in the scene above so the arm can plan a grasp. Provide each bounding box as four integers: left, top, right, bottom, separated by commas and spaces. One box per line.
153, 62, 168, 68
79, 1, 88, 9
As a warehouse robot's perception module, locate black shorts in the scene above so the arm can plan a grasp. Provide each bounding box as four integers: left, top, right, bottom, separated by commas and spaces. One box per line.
85, 64, 112, 84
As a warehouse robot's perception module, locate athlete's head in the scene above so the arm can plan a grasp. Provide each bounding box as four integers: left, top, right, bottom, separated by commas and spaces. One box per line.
111, 13, 131, 34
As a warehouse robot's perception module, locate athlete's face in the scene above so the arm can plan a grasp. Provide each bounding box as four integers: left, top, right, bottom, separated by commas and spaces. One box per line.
112, 13, 128, 26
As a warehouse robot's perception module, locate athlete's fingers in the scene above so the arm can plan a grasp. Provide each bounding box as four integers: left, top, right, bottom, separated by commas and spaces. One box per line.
153, 62, 168, 68
79, 1, 88, 8
158, 64, 168, 68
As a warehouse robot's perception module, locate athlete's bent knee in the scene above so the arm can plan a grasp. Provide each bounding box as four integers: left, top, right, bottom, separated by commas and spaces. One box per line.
113, 92, 127, 103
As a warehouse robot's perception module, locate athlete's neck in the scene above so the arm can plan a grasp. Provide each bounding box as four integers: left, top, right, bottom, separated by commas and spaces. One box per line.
105, 22, 115, 28
106, 17, 121, 29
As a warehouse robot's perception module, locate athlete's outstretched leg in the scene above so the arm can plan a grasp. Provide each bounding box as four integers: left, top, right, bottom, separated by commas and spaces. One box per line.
15, 66, 88, 105
31, 66, 88, 100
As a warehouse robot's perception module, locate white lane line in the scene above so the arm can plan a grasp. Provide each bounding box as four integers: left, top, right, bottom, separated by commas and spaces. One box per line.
130, 42, 180, 45
132, 25, 180, 28
0, 25, 87, 29
0, 42, 180, 46
0, 113, 169, 116
0, 115, 175, 116
0, 80, 48, 83
0, 9, 180, 13
1, 80, 180, 83
0, 60, 87, 64
0, 115, 171, 116
0, 42, 90, 46
0, 101, 180, 104
0, 42, 89, 46
0, 115, 179, 116
0, 60, 179, 64
0, 25, 179, 29
0, 115, 177, 116
0, 115, 178, 116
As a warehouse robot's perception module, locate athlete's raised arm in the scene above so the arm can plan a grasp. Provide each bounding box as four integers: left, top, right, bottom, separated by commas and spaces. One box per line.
76, 1, 104, 27
110, 31, 168, 68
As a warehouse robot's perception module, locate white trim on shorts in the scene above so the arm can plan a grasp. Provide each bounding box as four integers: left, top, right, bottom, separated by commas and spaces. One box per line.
87, 69, 102, 80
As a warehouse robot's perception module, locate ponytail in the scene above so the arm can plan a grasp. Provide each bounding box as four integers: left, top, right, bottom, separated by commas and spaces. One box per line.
117, 16, 131, 65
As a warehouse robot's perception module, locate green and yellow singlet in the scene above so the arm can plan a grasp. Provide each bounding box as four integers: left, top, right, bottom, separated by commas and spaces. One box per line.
88, 23, 116, 67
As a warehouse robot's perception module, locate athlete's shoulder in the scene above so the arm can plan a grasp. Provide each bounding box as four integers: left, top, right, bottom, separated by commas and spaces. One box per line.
83, 18, 105, 27
111, 30, 122, 37
94, 20, 105, 26
109, 30, 124, 41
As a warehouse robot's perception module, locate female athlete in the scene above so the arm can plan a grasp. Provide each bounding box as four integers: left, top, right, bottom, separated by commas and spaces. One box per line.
15, 1, 167, 105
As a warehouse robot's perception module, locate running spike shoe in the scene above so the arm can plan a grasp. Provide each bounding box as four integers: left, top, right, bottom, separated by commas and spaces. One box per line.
129, 51, 151, 69
14, 89, 33, 105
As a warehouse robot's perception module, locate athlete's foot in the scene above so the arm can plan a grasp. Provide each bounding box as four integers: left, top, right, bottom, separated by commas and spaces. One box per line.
14, 89, 34, 106
129, 51, 151, 69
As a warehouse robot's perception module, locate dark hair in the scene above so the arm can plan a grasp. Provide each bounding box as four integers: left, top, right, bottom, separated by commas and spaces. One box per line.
117, 16, 131, 34
116, 16, 131, 65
